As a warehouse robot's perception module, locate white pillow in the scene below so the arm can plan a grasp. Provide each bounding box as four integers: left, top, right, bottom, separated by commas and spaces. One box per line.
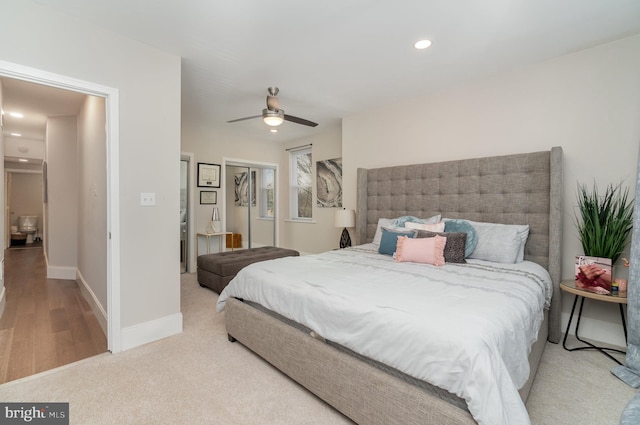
465, 220, 529, 264
372, 218, 395, 246
372, 215, 441, 246
405, 221, 445, 232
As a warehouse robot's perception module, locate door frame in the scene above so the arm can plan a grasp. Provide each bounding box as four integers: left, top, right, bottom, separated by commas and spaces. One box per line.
0, 60, 121, 353
181, 152, 196, 273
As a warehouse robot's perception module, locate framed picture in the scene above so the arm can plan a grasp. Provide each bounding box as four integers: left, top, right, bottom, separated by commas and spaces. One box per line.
200, 191, 217, 205
197, 162, 221, 188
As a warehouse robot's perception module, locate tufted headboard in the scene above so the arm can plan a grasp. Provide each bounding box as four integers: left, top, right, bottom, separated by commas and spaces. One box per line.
356, 147, 563, 343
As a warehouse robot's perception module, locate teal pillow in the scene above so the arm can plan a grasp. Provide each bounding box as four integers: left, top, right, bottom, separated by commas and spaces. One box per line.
444, 219, 478, 257
378, 228, 417, 255
392, 216, 423, 227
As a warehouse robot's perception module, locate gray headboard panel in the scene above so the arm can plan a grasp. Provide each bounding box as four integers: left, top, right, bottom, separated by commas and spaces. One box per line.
356, 147, 563, 343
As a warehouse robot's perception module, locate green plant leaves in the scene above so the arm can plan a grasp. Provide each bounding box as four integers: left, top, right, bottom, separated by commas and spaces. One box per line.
575, 182, 634, 264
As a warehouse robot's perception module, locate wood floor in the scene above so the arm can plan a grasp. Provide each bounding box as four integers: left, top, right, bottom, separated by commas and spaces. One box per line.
0, 245, 107, 384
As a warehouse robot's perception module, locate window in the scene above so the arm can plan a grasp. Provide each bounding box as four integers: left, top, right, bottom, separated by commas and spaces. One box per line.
289, 147, 312, 219
260, 168, 275, 219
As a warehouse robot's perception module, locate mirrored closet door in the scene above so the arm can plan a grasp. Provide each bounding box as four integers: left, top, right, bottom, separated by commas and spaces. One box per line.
225, 162, 276, 250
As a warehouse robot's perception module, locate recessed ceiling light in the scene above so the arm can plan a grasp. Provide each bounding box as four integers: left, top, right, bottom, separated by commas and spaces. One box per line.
414, 39, 432, 50
11, 133, 22, 137
270, 129, 278, 133
9, 112, 24, 118
18, 159, 28, 162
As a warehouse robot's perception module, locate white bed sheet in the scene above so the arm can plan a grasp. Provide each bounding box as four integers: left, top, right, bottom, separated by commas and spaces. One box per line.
217, 244, 552, 425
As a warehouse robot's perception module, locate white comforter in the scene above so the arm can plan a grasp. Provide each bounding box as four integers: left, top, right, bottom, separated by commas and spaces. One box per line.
216, 244, 552, 425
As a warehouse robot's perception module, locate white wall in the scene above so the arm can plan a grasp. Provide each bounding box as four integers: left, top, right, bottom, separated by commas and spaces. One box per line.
4, 136, 44, 160
343, 35, 640, 346
45, 116, 78, 273
1, 0, 182, 349
77, 95, 107, 332
280, 128, 344, 254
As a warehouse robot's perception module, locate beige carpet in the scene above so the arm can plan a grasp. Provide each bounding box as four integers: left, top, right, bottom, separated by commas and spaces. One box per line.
0, 273, 636, 425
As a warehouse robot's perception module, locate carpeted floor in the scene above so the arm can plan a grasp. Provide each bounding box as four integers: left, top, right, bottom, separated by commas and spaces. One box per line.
0, 273, 636, 424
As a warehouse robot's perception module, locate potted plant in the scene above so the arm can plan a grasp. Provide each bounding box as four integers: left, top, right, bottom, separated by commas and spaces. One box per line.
574, 182, 634, 293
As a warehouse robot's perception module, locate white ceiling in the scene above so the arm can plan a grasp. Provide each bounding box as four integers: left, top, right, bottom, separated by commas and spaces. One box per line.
4, 0, 640, 143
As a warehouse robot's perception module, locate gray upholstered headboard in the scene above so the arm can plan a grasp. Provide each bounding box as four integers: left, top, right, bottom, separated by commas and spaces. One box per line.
356, 147, 563, 343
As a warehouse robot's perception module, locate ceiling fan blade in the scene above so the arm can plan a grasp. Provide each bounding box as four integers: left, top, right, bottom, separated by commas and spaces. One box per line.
227, 115, 261, 123
284, 114, 318, 127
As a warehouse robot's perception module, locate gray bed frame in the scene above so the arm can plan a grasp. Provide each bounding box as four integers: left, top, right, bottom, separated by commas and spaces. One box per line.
224, 147, 563, 425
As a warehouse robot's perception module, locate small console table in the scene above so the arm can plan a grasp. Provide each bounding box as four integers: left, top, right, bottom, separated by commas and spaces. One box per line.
196, 232, 234, 256
560, 280, 627, 364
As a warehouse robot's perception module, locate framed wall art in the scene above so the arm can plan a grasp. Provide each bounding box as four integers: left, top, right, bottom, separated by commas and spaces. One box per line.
197, 162, 221, 188
316, 157, 342, 207
200, 191, 217, 205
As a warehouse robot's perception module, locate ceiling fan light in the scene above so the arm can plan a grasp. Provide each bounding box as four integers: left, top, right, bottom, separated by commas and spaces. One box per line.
263, 109, 284, 126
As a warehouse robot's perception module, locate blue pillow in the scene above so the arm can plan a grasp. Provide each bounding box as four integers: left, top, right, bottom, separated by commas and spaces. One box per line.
444, 219, 478, 257
378, 227, 417, 255
391, 216, 423, 227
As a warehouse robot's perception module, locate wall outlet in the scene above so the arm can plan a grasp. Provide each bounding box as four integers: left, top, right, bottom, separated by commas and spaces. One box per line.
140, 192, 156, 206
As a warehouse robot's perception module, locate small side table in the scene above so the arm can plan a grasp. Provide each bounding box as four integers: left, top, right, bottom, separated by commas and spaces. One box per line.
560, 280, 627, 365
196, 232, 233, 256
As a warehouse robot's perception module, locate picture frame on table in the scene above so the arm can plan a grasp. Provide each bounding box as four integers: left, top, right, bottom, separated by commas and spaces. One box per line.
197, 162, 221, 188
200, 191, 217, 205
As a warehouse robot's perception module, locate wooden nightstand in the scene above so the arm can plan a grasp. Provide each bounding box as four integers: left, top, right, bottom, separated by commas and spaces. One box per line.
560, 280, 627, 364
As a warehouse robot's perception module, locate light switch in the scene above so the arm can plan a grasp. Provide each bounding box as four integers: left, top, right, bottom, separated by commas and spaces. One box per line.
140, 192, 156, 206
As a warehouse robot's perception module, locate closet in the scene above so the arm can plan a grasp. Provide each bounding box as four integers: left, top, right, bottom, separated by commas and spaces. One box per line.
224, 161, 276, 249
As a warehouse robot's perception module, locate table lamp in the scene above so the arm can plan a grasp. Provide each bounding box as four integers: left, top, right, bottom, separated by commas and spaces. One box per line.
334, 208, 355, 248
206, 206, 220, 234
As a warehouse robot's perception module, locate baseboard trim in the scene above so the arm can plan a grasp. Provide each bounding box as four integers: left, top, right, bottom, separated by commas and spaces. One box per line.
47, 265, 77, 280
0, 285, 6, 319
76, 270, 108, 336
121, 313, 183, 351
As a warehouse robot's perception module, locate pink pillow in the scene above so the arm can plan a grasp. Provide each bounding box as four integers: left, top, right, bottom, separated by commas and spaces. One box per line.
395, 235, 446, 266
404, 221, 445, 232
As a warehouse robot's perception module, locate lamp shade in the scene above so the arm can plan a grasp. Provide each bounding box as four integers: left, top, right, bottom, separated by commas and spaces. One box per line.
212, 207, 220, 221
334, 209, 355, 228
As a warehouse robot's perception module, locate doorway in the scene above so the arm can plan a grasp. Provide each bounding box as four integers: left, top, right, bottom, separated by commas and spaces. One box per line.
0, 60, 121, 355
223, 159, 278, 249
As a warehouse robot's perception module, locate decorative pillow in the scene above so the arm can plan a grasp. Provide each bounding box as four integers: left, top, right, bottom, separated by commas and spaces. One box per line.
417, 231, 467, 263
395, 235, 446, 266
405, 221, 445, 232
465, 220, 530, 264
392, 214, 441, 228
372, 215, 440, 246
443, 219, 478, 257
372, 218, 395, 246
378, 227, 418, 256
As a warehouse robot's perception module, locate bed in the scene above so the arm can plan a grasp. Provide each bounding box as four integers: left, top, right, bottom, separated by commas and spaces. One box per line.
216, 147, 563, 425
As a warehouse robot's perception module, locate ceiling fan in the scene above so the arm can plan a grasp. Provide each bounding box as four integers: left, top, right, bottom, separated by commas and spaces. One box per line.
227, 87, 318, 127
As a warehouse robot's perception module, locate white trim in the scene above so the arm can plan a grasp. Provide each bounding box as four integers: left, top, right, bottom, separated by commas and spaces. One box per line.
76, 269, 108, 335
47, 265, 77, 280
0, 284, 6, 319
121, 313, 183, 351
0, 59, 121, 353
181, 152, 196, 273
4, 169, 42, 174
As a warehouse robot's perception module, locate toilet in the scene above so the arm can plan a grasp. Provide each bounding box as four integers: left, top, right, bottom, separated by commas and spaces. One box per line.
18, 215, 39, 244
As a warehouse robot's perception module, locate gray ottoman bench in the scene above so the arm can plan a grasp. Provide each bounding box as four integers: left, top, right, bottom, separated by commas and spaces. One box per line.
197, 246, 299, 294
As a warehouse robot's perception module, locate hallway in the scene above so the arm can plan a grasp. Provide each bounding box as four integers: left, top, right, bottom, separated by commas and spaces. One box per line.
0, 245, 106, 384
